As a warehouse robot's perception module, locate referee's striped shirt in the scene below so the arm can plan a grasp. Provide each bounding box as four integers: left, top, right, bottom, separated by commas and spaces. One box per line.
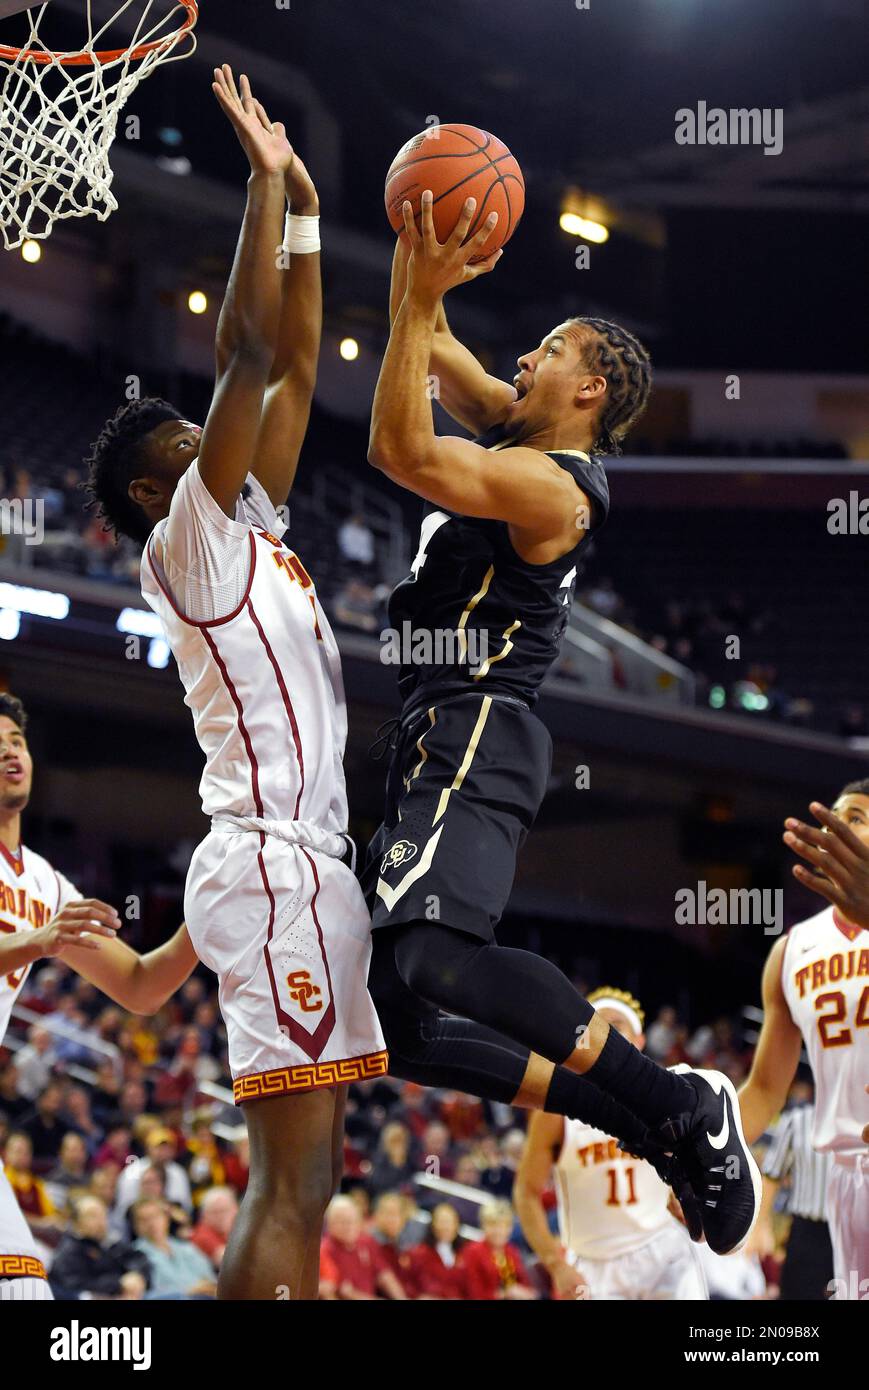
762, 1104, 831, 1222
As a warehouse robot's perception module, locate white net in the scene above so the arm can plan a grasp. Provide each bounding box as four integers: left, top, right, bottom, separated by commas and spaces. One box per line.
0, 1, 197, 248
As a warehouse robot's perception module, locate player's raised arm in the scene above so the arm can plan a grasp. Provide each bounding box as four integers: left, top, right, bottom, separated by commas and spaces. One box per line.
738, 935, 804, 1145
370, 194, 588, 546
242, 147, 322, 508
388, 235, 515, 435
58, 922, 199, 1016
197, 67, 291, 518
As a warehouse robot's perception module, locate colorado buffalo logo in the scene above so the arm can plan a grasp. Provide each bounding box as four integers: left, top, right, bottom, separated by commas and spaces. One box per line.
381, 839, 418, 873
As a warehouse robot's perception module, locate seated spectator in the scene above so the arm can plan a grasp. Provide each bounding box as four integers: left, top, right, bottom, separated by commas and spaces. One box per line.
459, 1201, 536, 1301
185, 1114, 228, 1204
3, 1131, 64, 1240
131, 1197, 216, 1299
338, 512, 376, 571
0, 1062, 30, 1126
410, 1202, 468, 1300
50, 1195, 149, 1300
222, 1131, 249, 1196
93, 1119, 132, 1172
319, 1196, 406, 1301
46, 1131, 90, 1211
190, 1186, 238, 1271
13, 1025, 56, 1101
89, 1164, 128, 1243
450, 1152, 485, 1227
62, 1086, 102, 1154
115, 1125, 193, 1218
21, 1082, 67, 1169
368, 1121, 416, 1198
370, 1192, 419, 1296
132, 1161, 191, 1237
332, 577, 379, 633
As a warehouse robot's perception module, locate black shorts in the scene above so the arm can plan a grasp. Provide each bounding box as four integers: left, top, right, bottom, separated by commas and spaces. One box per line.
361, 692, 552, 941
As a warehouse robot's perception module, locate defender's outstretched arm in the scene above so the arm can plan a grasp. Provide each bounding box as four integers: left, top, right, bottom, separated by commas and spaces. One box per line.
198, 67, 293, 518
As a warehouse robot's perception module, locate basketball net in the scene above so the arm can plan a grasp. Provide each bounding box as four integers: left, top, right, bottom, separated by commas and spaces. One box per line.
0, 1, 198, 249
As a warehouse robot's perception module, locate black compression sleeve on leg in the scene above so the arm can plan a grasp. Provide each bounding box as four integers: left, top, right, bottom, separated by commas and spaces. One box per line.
543, 1067, 648, 1149
584, 1022, 696, 1129
394, 922, 595, 1064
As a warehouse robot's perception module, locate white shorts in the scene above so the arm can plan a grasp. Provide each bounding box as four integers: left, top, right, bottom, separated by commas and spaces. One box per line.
185, 825, 387, 1104
0, 1167, 52, 1299
571, 1221, 708, 1301
827, 1155, 869, 1298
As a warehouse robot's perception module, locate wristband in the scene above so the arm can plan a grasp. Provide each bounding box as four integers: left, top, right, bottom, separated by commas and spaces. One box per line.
283, 213, 321, 255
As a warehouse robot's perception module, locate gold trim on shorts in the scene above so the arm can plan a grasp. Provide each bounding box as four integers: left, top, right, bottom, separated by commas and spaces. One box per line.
233, 1049, 389, 1103
0, 1255, 47, 1280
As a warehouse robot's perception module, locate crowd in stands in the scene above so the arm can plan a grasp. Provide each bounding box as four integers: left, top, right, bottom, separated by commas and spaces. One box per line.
0, 955, 793, 1301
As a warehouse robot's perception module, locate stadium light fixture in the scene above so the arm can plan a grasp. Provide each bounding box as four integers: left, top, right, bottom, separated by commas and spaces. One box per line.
21, 239, 41, 264
116, 608, 164, 639
147, 638, 171, 669
0, 581, 69, 620
339, 337, 360, 361
188, 290, 208, 315
559, 211, 609, 244
0, 609, 21, 641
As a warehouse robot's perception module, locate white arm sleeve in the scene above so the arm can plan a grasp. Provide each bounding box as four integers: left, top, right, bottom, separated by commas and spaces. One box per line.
155, 463, 286, 623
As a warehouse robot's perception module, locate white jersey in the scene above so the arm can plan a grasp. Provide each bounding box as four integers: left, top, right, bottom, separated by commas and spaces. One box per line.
554, 1117, 673, 1260
141, 463, 350, 831
781, 905, 869, 1156
0, 842, 78, 1296
0, 842, 81, 1049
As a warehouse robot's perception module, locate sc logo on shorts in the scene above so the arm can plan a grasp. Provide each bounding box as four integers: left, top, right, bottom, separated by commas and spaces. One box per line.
381, 839, 418, 873
286, 970, 323, 1013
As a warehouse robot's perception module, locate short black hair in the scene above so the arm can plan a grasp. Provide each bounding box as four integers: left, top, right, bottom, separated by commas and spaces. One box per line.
0, 692, 27, 733
837, 778, 869, 802
83, 397, 182, 545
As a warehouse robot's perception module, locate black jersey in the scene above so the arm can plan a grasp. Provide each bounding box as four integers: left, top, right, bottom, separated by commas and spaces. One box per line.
386, 440, 609, 716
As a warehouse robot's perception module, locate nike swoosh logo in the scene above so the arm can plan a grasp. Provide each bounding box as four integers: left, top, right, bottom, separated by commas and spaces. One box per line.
707, 1096, 730, 1151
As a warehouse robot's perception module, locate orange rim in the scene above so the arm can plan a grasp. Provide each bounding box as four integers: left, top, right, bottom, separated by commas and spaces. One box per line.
0, 1, 197, 66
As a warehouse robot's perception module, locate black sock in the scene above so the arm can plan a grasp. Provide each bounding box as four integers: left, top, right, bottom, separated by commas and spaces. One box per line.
544, 1067, 648, 1149
584, 1025, 695, 1129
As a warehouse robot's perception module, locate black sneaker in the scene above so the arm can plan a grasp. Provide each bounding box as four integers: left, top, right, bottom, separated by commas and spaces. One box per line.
654, 1066, 761, 1256
617, 1134, 704, 1243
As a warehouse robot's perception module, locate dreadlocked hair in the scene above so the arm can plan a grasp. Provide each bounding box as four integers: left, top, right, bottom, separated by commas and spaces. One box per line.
0, 692, 27, 733
82, 397, 182, 545
568, 317, 652, 456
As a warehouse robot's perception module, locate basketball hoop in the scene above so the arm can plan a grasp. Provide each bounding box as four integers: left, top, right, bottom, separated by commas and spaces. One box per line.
0, 2, 199, 249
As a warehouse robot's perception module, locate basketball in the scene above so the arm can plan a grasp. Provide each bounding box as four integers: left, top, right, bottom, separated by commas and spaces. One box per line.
384, 123, 525, 262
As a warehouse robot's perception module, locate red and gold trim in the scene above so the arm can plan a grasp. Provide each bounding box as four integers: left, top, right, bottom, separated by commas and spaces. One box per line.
233, 1049, 389, 1104
0, 1254, 47, 1280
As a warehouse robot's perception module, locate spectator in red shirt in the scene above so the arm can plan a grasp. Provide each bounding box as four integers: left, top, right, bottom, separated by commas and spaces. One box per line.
319, 1196, 406, 1300
222, 1132, 249, 1196
459, 1201, 536, 1301
410, 1202, 468, 1300
370, 1192, 419, 1297
191, 1186, 238, 1271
